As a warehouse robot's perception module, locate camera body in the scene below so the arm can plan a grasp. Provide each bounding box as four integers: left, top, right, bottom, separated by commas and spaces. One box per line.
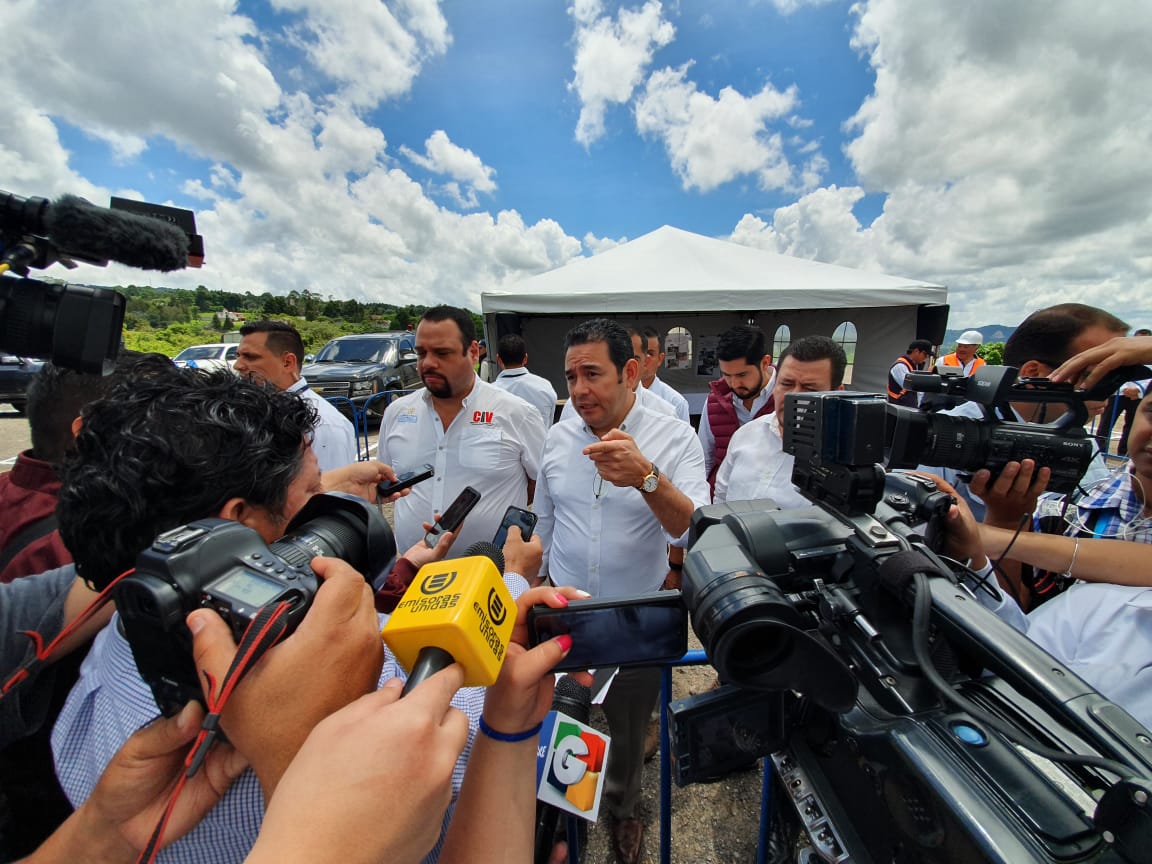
116, 493, 395, 716
676, 391, 1152, 863
886, 364, 1131, 494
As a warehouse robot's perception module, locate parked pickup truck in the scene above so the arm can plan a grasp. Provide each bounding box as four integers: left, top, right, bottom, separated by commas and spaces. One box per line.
302, 332, 421, 414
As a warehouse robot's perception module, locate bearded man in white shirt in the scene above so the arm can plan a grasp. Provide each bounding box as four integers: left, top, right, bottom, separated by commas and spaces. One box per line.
715, 336, 846, 508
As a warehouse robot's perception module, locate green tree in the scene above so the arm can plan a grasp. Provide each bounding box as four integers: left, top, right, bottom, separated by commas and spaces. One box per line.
978, 342, 1004, 366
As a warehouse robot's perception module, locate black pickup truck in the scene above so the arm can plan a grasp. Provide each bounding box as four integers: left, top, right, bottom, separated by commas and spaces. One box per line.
302, 332, 421, 414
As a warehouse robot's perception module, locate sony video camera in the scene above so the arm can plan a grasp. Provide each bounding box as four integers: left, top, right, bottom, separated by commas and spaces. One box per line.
886, 363, 1149, 494
672, 391, 1152, 864
116, 493, 396, 716
1, 189, 199, 373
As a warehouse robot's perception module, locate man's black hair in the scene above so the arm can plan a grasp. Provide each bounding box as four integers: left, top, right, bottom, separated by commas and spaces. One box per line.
25, 350, 149, 463
779, 335, 847, 388
641, 325, 660, 344
421, 306, 476, 351
239, 320, 306, 370
907, 339, 933, 355
1003, 304, 1128, 368
717, 324, 767, 365
497, 334, 528, 367
565, 318, 634, 374
57, 367, 317, 590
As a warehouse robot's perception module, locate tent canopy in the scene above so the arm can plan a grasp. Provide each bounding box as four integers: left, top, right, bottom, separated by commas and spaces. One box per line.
481, 225, 946, 314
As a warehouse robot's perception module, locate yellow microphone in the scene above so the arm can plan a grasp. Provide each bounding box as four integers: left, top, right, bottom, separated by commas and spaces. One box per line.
381, 542, 517, 694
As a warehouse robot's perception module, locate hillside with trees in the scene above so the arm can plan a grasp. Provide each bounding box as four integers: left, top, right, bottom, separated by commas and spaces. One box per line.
114, 285, 479, 356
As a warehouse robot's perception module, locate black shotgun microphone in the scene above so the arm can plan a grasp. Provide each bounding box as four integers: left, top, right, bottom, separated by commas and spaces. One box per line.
44, 195, 189, 271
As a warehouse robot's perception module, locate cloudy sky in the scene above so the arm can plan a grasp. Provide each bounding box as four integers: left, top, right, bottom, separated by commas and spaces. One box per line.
3, 0, 1150, 328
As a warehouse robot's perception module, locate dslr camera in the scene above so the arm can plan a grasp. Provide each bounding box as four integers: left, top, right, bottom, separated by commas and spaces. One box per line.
671, 391, 1152, 864
116, 493, 396, 716
886, 363, 1148, 494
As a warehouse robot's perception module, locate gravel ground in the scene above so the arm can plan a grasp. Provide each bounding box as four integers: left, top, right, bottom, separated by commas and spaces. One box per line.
577, 645, 765, 864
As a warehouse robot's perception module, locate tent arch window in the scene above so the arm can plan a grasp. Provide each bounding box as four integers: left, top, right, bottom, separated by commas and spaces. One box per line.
832, 321, 857, 385
664, 326, 693, 370
772, 324, 791, 363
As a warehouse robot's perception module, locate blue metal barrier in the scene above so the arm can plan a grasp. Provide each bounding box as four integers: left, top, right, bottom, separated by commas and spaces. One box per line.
325, 387, 423, 462
560, 649, 774, 864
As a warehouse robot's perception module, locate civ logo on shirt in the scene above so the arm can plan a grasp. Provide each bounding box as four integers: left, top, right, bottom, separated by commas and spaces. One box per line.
471, 410, 495, 424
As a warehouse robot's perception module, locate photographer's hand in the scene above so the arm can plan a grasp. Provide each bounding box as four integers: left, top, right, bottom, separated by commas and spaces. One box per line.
246, 667, 469, 864
322, 460, 405, 504
913, 473, 988, 571
969, 459, 1050, 528
31, 702, 246, 864
187, 556, 383, 799
1050, 334, 1152, 392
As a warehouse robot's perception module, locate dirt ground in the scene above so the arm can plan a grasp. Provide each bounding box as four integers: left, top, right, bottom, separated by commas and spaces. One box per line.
577, 644, 765, 864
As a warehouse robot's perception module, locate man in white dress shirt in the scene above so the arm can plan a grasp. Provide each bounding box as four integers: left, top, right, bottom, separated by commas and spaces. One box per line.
492, 333, 558, 429
534, 318, 708, 864
715, 336, 846, 508
630, 326, 690, 424
377, 306, 547, 554
234, 320, 358, 472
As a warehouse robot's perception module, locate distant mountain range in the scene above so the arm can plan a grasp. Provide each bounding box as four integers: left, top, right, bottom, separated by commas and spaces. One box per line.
942, 324, 1016, 346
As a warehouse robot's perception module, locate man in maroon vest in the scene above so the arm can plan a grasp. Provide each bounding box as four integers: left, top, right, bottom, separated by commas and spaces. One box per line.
698, 324, 776, 496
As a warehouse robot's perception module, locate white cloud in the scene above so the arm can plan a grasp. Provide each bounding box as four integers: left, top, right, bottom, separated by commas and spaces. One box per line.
765, 0, 838, 15
400, 130, 497, 208
273, 0, 450, 109
583, 232, 628, 254
0, 0, 584, 310
635, 63, 801, 193
569, 0, 676, 146
731, 0, 1152, 326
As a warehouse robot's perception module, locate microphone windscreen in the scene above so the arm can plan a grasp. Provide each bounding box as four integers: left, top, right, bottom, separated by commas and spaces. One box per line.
551, 674, 592, 724
464, 540, 505, 575
45, 195, 189, 271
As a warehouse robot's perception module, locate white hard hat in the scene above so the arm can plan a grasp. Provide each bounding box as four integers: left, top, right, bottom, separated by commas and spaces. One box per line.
957, 330, 984, 345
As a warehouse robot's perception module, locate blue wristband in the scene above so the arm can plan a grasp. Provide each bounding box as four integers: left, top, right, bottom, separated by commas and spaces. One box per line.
478, 716, 543, 743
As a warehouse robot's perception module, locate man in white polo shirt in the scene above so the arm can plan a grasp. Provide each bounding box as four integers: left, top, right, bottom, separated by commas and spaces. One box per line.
377, 306, 547, 554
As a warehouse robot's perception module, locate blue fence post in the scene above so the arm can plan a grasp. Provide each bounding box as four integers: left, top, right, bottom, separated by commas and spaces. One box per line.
323, 396, 368, 461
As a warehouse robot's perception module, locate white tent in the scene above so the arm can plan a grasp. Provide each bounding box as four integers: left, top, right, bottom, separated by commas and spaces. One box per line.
481, 225, 947, 408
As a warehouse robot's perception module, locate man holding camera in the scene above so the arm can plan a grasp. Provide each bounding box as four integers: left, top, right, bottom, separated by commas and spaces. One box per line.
918, 303, 1128, 523
714, 336, 847, 509
534, 318, 709, 864
47, 365, 487, 862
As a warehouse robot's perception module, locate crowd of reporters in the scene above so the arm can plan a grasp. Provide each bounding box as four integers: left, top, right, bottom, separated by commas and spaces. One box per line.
1, 301, 1151, 863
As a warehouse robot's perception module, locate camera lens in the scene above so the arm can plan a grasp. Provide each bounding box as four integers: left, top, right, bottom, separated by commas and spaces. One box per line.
272, 493, 396, 579
922, 414, 987, 471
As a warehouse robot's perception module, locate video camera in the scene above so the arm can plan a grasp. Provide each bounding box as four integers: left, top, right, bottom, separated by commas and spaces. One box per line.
673, 391, 1152, 863
886, 364, 1150, 494
116, 493, 395, 716
0, 188, 200, 373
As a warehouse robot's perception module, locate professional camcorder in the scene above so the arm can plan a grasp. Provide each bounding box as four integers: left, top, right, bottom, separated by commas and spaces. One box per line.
116, 493, 396, 716
673, 391, 1152, 863
0, 188, 200, 373
886, 364, 1149, 494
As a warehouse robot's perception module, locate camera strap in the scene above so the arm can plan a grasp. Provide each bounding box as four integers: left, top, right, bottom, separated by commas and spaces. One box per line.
137, 601, 293, 864
0, 566, 121, 704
